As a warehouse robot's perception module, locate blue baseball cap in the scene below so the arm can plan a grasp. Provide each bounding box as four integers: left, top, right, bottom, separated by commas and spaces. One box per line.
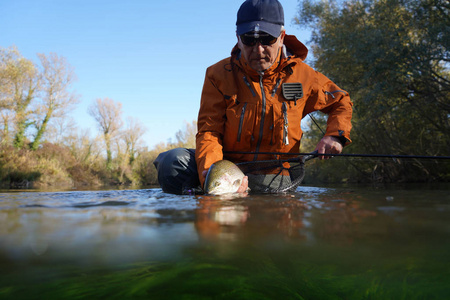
236, 0, 284, 37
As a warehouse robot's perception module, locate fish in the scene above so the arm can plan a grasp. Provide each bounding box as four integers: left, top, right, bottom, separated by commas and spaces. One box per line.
204, 160, 246, 195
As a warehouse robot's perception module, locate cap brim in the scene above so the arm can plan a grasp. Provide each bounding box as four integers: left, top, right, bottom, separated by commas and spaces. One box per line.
236, 21, 282, 37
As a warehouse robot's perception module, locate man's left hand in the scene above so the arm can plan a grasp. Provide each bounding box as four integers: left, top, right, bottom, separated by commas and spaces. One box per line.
314, 136, 343, 160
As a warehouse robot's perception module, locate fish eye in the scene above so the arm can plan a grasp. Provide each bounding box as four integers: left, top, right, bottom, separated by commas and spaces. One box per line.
214, 182, 221, 187
233, 179, 241, 187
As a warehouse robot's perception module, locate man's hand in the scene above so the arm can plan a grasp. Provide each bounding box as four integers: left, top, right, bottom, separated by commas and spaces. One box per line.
237, 175, 249, 193
202, 170, 249, 193
314, 136, 343, 160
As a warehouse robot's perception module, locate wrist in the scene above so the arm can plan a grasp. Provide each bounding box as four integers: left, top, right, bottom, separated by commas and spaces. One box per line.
332, 136, 347, 147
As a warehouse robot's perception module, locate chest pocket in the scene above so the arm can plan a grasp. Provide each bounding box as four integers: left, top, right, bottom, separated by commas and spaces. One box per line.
224, 96, 257, 148
271, 100, 303, 149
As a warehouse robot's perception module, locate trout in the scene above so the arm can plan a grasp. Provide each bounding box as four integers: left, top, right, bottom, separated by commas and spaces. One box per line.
204, 160, 246, 195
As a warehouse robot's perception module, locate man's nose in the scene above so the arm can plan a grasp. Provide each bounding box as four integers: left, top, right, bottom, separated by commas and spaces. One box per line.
253, 42, 265, 53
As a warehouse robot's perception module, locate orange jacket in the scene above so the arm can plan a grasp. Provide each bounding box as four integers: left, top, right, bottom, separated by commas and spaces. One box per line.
196, 35, 353, 187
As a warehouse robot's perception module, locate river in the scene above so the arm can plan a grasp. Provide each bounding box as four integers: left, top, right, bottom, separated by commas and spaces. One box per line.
0, 184, 449, 299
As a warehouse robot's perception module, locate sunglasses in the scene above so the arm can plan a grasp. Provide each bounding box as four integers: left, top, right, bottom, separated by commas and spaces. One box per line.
240, 33, 278, 46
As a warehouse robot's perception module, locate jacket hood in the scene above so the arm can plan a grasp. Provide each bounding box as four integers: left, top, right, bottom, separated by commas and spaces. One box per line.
283, 35, 308, 61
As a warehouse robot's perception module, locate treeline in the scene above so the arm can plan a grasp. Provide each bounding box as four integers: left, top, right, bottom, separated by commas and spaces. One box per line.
1, 0, 449, 189
297, 0, 449, 183
0, 46, 197, 188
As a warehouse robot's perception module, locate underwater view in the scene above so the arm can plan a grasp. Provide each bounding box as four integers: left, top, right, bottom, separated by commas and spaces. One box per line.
0, 184, 449, 299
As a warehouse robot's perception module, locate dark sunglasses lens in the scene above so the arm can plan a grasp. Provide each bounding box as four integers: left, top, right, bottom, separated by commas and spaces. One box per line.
241, 35, 257, 46
260, 35, 277, 45
241, 34, 277, 46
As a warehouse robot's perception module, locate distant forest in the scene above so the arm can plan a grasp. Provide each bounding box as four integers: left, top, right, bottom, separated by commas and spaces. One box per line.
1, 0, 448, 189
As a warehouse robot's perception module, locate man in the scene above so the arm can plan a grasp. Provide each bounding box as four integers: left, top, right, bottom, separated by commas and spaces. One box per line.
154, 0, 353, 195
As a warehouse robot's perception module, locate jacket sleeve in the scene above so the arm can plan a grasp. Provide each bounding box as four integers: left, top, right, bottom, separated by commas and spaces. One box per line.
195, 67, 227, 187
303, 71, 353, 146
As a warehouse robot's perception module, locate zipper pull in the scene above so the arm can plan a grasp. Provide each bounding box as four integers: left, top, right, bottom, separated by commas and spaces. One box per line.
282, 102, 289, 145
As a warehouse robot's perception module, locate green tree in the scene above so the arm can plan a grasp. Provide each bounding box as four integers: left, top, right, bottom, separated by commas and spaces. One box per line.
296, 0, 449, 181
0, 46, 39, 148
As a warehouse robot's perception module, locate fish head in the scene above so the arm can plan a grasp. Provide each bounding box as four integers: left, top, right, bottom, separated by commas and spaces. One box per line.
204, 160, 245, 195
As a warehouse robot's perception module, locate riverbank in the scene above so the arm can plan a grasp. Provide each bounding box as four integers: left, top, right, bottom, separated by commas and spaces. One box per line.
0, 143, 159, 190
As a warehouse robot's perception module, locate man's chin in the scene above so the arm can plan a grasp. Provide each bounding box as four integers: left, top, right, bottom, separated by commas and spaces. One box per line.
250, 62, 268, 72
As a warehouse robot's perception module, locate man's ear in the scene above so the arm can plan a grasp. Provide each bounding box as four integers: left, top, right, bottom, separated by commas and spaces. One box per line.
236, 33, 244, 49
279, 30, 286, 44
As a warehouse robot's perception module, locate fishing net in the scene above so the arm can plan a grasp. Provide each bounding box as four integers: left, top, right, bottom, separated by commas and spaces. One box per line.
235, 153, 317, 193
228, 151, 450, 194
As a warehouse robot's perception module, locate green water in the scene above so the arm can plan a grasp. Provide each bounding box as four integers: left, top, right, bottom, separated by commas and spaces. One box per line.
0, 184, 449, 299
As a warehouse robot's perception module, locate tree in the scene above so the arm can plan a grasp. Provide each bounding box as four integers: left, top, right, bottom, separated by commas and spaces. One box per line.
0, 46, 39, 148
174, 120, 197, 148
88, 98, 123, 170
64, 127, 102, 167
30, 53, 79, 150
122, 116, 146, 164
295, 0, 449, 181
45, 116, 77, 145
0, 110, 13, 146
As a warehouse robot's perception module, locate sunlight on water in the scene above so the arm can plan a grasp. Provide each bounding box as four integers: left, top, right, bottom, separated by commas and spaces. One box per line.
0, 184, 449, 299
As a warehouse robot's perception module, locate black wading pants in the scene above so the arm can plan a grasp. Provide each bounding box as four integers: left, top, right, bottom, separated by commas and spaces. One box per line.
153, 148, 201, 195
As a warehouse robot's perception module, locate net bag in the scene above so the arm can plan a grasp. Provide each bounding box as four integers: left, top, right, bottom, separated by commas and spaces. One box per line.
235, 153, 316, 193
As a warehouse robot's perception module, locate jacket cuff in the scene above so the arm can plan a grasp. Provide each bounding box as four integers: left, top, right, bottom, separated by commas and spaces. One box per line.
334, 136, 349, 147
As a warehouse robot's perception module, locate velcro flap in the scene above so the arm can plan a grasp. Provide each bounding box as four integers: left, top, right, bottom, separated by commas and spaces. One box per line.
282, 83, 303, 101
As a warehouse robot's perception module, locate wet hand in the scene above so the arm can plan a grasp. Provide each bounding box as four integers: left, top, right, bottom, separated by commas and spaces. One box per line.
237, 175, 248, 193
314, 136, 343, 160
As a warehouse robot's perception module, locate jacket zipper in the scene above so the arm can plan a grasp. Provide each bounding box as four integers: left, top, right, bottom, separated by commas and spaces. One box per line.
282, 102, 289, 145
254, 74, 266, 160
271, 78, 281, 97
237, 102, 247, 142
243, 76, 256, 97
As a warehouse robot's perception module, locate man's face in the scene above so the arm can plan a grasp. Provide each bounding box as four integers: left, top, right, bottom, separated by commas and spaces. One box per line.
237, 31, 285, 72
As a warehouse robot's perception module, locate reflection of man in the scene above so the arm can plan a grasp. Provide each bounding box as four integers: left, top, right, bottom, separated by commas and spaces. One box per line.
154, 0, 353, 195
194, 196, 307, 242
195, 199, 249, 240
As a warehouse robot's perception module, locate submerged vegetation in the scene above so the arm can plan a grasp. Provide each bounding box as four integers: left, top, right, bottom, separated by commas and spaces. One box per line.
2, 241, 449, 299
1, 0, 449, 189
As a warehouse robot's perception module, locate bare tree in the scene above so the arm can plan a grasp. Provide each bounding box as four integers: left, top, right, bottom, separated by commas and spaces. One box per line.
30, 53, 79, 150
122, 116, 146, 164
174, 120, 197, 148
45, 116, 77, 145
88, 98, 123, 169
64, 127, 102, 167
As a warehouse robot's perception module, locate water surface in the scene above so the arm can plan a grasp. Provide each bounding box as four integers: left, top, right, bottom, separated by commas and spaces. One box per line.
0, 184, 449, 299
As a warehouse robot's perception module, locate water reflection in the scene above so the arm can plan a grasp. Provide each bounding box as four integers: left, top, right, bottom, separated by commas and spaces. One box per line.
0, 185, 449, 299
1, 186, 449, 262
194, 187, 386, 248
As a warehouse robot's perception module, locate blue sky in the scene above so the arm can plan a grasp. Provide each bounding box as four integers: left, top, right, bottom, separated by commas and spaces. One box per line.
0, 0, 311, 149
